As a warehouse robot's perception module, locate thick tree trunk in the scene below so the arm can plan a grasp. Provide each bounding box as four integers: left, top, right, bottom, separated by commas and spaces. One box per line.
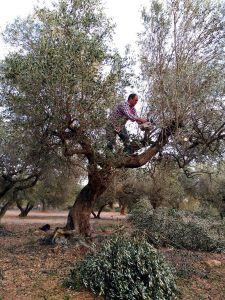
64, 121, 181, 236
66, 183, 101, 235
66, 170, 114, 235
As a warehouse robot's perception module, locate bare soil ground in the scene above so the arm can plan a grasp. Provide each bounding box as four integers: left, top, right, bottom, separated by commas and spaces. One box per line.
0, 210, 225, 300
0, 210, 124, 300
2, 210, 125, 225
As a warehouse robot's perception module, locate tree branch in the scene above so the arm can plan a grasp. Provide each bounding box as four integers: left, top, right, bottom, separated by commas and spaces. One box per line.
117, 121, 179, 168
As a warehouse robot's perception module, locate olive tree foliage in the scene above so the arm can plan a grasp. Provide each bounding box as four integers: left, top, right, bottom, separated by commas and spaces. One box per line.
93, 163, 186, 216
139, 0, 225, 167
192, 162, 225, 217
114, 161, 186, 211
0, 107, 83, 217
67, 236, 178, 299
144, 160, 186, 209
0, 118, 42, 218
114, 170, 149, 212
0, 103, 78, 218
16, 162, 82, 216
1, 0, 130, 153
35, 164, 83, 210
92, 169, 148, 217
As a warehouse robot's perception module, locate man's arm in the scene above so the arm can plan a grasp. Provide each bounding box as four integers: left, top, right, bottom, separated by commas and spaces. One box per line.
121, 103, 147, 123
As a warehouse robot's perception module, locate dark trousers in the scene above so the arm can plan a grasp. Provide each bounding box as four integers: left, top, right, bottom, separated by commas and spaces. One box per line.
106, 125, 132, 154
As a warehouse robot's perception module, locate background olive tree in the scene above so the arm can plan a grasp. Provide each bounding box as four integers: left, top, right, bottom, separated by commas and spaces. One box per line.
139, 0, 225, 166
0, 118, 42, 219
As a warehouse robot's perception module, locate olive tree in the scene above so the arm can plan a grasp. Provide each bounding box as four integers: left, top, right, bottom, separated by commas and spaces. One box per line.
139, 0, 225, 168
0, 121, 41, 219
193, 162, 225, 217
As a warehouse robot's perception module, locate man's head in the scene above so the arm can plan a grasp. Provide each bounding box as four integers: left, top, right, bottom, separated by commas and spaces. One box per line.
128, 93, 138, 107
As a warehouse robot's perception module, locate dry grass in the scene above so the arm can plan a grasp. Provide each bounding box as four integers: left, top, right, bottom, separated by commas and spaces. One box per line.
0, 210, 225, 299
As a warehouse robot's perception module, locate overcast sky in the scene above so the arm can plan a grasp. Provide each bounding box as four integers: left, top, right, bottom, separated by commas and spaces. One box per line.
0, 0, 149, 59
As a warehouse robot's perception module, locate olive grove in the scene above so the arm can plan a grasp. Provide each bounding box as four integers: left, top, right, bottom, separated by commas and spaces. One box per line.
1, 0, 225, 235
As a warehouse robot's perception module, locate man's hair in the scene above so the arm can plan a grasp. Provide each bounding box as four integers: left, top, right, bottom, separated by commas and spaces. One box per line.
128, 93, 137, 101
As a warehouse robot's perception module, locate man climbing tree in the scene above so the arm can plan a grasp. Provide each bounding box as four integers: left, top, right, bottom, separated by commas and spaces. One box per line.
106, 93, 148, 154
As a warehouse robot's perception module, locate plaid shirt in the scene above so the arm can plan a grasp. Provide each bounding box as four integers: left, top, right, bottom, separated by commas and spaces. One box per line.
108, 101, 138, 131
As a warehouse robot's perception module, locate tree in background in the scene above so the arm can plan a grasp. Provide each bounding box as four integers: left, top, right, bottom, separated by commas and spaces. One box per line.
1, 0, 132, 234
0, 121, 41, 219
0, 107, 83, 219
15, 162, 82, 217
92, 169, 147, 218
144, 159, 185, 209
193, 162, 225, 218
139, 0, 225, 166
16, 188, 36, 218
93, 164, 186, 216
91, 178, 117, 219
36, 164, 82, 211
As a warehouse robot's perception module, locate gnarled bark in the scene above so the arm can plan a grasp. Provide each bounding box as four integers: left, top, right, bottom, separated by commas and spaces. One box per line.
66, 169, 114, 235
65, 121, 180, 236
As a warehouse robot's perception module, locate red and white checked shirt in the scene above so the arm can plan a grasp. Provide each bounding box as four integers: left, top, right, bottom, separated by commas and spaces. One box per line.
108, 101, 139, 130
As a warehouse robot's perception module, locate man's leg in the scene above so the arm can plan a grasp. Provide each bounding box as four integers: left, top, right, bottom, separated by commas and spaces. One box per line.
106, 125, 116, 151
118, 127, 132, 154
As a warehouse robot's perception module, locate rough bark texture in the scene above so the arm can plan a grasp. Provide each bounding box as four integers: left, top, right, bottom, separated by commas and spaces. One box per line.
66, 184, 96, 235
66, 122, 180, 236
66, 170, 114, 235
66, 184, 106, 235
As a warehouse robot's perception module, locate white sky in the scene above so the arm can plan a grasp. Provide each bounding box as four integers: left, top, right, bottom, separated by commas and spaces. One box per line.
0, 0, 149, 59
0, 0, 150, 130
